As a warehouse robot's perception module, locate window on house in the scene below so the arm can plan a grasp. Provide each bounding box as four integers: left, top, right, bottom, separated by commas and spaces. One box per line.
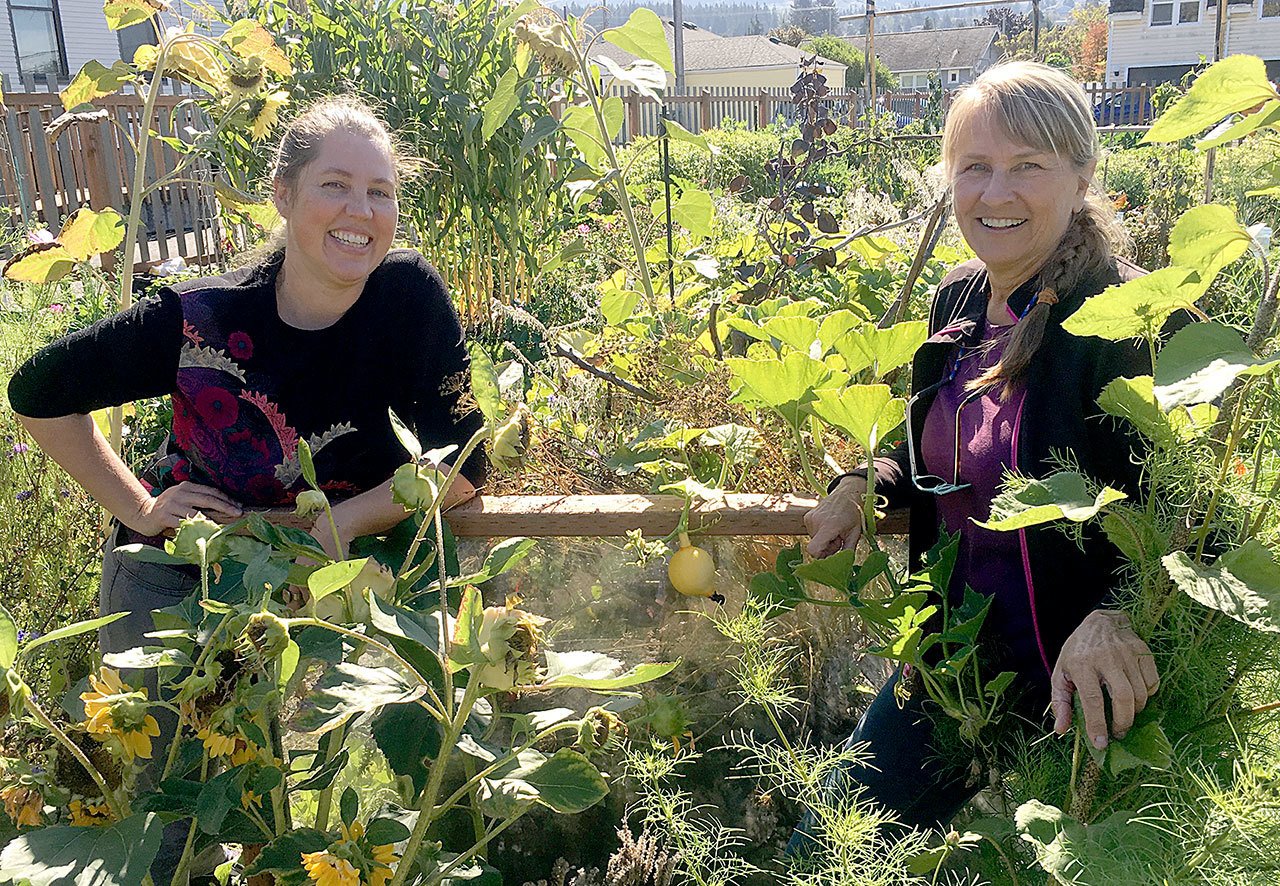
1263, 0, 1280, 17
118, 21, 158, 67
949, 70, 959, 82
10, 0, 65, 77
1151, 0, 1200, 24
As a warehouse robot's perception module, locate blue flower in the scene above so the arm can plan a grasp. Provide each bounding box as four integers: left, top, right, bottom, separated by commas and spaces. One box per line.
10, 443, 28, 456
15, 489, 33, 502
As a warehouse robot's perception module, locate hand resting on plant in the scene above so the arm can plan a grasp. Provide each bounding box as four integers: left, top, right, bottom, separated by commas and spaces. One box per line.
1051, 609, 1160, 748
130, 481, 243, 537
805, 475, 868, 558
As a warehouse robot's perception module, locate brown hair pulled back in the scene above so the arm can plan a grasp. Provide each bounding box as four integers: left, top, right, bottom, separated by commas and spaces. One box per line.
251, 96, 413, 261
941, 62, 1130, 399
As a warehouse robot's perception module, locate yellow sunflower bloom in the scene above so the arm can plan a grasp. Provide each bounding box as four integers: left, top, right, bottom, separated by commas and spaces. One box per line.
301, 850, 360, 886
1, 785, 42, 827
368, 843, 399, 886
68, 798, 114, 826
79, 667, 160, 762
230, 738, 261, 767
198, 726, 240, 758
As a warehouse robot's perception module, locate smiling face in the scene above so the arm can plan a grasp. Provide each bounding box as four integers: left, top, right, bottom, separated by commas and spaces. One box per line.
947, 105, 1095, 290
272, 127, 398, 298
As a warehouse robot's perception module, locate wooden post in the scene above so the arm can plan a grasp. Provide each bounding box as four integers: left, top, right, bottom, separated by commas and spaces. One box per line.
83, 121, 117, 272
626, 91, 641, 145
757, 90, 769, 129
699, 88, 711, 132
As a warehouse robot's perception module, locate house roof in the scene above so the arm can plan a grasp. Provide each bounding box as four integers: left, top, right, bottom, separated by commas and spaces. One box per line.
846, 25, 999, 74
590, 22, 847, 73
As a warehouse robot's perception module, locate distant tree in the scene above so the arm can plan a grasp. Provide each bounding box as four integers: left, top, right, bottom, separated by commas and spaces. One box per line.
789, 0, 836, 35
768, 23, 810, 45
748, 15, 764, 35
977, 7, 1033, 37
802, 33, 898, 89
1069, 2, 1108, 81
923, 15, 935, 28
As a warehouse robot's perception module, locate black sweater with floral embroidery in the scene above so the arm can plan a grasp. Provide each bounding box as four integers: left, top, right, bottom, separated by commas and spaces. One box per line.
8, 249, 486, 510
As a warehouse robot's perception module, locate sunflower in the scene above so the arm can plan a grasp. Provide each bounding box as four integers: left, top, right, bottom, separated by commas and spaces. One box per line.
367, 842, 398, 886
301, 850, 360, 886
197, 725, 240, 758
0, 784, 42, 827
68, 797, 113, 826
250, 90, 289, 141
79, 667, 161, 763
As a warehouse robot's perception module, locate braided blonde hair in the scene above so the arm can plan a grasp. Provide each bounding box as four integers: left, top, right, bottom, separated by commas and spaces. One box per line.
941, 62, 1130, 398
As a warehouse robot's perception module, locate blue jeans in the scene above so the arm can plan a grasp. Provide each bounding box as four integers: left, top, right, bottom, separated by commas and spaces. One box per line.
791, 670, 980, 850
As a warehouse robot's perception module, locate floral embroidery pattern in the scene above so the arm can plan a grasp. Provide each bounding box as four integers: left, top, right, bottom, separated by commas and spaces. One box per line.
182, 321, 204, 346
240, 390, 298, 460
227, 331, 253, 360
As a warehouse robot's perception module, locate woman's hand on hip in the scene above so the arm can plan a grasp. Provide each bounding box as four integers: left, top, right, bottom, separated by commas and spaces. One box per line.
805, 476, 868, 559
127, 482, 243, 537
1051, 609, 1160, 748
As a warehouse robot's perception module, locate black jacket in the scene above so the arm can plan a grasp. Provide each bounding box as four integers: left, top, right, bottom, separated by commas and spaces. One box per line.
848, 257, 1153, 678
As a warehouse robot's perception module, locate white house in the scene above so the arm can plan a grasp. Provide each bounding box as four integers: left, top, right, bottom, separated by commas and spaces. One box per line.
847, 25, 1003, 91
0, 0, 211, 88
1106, 0, 1280, 84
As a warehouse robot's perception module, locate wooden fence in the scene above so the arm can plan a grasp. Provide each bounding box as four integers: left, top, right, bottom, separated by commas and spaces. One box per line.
604, 84, 863, 143
873, 82, 1157, 129
0, 74, 229, 268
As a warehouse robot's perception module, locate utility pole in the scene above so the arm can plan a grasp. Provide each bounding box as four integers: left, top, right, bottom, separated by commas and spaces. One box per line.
866, 0, 877, 119
1032, 0, 1040, 57
1204, 0, 1229, 201
672, 0, 686, 92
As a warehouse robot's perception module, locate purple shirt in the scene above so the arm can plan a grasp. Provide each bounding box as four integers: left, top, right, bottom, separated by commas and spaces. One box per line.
921, 319, 1042, 671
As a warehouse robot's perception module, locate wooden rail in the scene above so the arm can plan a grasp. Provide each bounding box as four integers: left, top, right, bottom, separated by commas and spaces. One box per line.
256, 494, 909, 538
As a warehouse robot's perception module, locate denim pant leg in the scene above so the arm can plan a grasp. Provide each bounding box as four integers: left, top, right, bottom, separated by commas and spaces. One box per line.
98, 523, 201, 885
789, 669, 981, 854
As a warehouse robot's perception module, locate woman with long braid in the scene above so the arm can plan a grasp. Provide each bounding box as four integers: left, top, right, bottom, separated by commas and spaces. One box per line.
802, 62, 1162, 829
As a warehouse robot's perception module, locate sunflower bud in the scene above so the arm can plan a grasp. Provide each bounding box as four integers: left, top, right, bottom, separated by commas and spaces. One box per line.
294, 489, 328, 518
471, 606, 548, 691
238, 611, 290, 662
577, 706, 624, 756
391, 462, 439, 511
166, 515, 226, 565
491, 404, 532, 473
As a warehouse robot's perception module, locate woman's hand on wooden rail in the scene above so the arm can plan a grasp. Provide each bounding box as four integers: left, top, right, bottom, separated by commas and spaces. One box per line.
805, 475, 868, 559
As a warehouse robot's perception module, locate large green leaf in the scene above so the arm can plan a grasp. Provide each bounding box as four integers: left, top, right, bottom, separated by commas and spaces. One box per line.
1016, 801, 1162, 885
455, 537, 536, 585
596, 55, 666, 102
1104, 710, 1173, 775
793, 548, 858, 592
671, 187, 714, 240
103, 0, 159, 31
761, 316, 820, 353
539, 650, 677, 690
1145, 55, 1279, 143
519, 748, 609, 813
20, 612, 128, 660
1153, 321, 1280, 409
726, 351, 832, 411
834, 321, 928, 380
0, 812, 163, 886
372, 703, 441, 795
306, 558, 370, 602
292, 662, 427, 734
482, 67, 521, 144
662, 117, 709, 152
1097, 376, 1176, 447
61, 60, 132, 111
467, 342, 503, 426
3, 243, 77, 284
560, 105, 606, 170
59, 208, 125, 261
1163, 540, 1280, 632
1197, 99, 1280, 148
1062, 267, 1201, 341
809, 384, 906, 454
602, 7, 674, 72
976, 471, 1126, 531
1167, 204, 1251, 282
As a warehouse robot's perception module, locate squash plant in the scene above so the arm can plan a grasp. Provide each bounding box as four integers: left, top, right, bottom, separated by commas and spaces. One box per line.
746, 54, 1280, 884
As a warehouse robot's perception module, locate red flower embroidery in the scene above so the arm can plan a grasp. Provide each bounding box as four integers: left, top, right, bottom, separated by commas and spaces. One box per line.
171, 458, 191, 482
227, 331, 254, 361
195, 387, 239, 430
172, 392, 197, 448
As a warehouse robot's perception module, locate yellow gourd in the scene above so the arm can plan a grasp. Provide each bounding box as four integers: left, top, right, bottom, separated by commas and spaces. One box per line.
667, 533, 723, 604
